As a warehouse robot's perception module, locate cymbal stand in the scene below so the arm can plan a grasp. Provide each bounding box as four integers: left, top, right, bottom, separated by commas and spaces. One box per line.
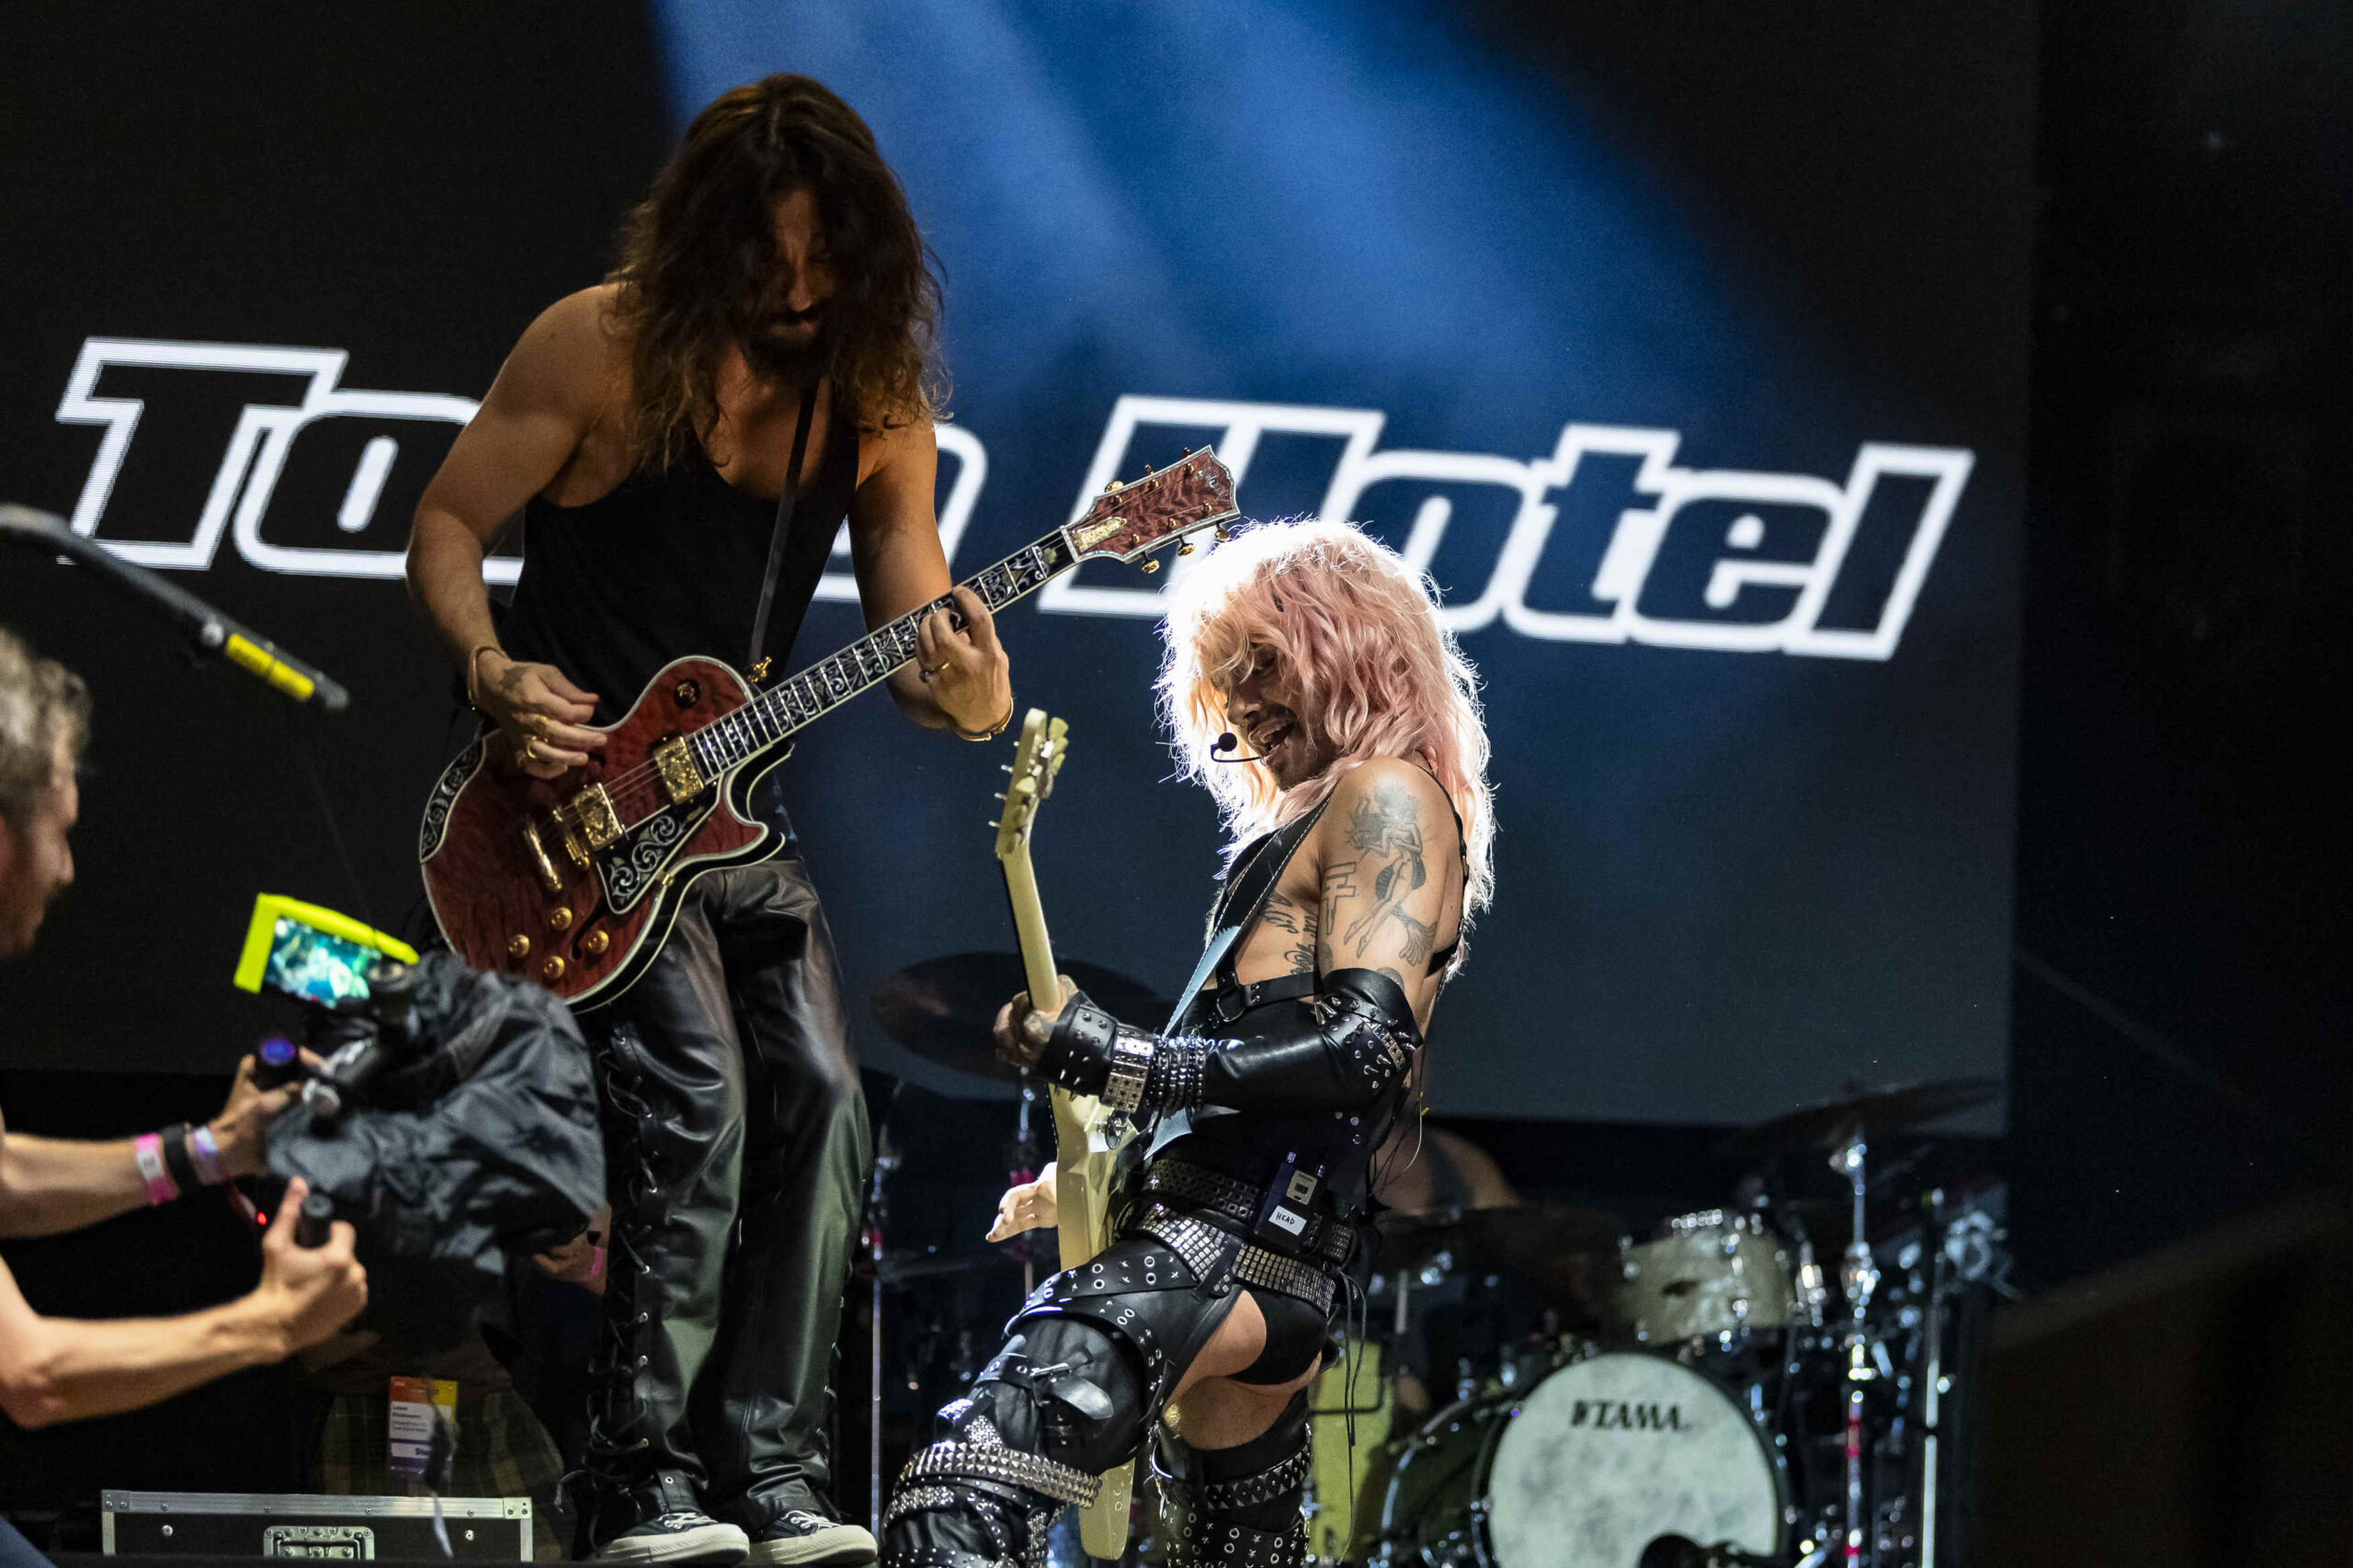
867, 1123, 901, 1532
1014, 1070, 1043, 1295
1915, 1188, 1950, 1568
1833, 1133, 1878, 1568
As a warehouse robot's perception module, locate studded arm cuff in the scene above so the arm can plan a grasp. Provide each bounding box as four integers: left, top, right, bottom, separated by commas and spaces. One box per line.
1043, 994, 1220, 1119
1141, 1037, 1210, 1115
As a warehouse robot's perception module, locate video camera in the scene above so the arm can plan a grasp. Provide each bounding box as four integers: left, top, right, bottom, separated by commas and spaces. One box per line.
231, 894, 605, 1348
230, 895, 423, 1243
233, 894, 424, 1125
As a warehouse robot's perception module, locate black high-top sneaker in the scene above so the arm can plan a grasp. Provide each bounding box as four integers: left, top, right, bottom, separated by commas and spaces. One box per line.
745, 1509, 878, 1567
591, 1472, 751, 1566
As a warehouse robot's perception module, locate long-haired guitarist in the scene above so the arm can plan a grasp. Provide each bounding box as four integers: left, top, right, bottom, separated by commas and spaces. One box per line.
881, 520, 1494, 1568
405, 76, 1010, 1568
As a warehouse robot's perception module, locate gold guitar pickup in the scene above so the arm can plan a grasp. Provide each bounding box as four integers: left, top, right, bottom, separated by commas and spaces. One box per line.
559, 783, 623, 860
651, 737, 706, 804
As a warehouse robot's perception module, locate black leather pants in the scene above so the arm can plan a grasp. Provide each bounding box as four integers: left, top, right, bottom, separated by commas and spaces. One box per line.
585, 855, 871, 1536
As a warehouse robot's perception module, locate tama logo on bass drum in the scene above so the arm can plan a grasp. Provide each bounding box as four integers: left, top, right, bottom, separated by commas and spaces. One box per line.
1567, 1399, 1684, 1431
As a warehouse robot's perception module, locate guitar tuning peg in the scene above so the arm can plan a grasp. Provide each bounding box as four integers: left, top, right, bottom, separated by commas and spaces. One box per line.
1177, 541, 1195, 556
1142, 463, 1154, 475
1140, 560, 1161, 574
1000, 764, 1014, 773
993, 791, 1006, 801
1214, 526, 1231, 543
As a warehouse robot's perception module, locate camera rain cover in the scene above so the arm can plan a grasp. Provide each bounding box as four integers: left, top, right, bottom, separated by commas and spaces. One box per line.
268, 951, 603, 1349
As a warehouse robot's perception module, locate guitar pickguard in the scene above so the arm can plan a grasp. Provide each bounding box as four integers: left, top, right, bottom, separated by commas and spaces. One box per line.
599, 801, 716, 915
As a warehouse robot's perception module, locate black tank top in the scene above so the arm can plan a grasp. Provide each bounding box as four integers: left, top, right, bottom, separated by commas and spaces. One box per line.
500, 402, 858, 727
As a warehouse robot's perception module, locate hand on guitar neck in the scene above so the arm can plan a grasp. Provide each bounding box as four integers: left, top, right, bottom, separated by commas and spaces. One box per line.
990, 972, 1079, 1069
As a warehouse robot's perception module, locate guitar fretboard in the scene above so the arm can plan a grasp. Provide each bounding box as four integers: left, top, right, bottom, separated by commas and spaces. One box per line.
684, 532, 1078, 778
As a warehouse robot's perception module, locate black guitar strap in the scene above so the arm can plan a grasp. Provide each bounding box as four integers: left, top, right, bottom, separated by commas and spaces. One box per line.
1143, 799, 1331, 1156
745, 381, 821, 675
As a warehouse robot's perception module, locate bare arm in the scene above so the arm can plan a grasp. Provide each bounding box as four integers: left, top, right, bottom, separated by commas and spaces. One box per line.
847, 419, 1012, 733
405, 288, 613, 778
0, 1180, 366, 1430
1314, 760, 1462, 1031
0, 1058, 299, 1239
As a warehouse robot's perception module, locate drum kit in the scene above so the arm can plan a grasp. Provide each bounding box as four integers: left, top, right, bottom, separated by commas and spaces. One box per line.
869, 955, 2014, 1568
1341, 1083, 2011, 1568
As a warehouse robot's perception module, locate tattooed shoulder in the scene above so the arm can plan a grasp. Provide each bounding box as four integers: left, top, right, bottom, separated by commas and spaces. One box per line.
1346, 777, 1425, 857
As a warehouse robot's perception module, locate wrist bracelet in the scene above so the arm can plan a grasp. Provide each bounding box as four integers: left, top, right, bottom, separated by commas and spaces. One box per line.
188, 1123, 232, 1186
464, 642, 503, 709
952, 694, 1015, 743
132, 1132, 180, 1206
158, 1121, 200, 1195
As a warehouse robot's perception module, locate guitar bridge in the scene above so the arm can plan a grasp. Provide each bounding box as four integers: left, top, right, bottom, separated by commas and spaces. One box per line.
651, 737, 706, 805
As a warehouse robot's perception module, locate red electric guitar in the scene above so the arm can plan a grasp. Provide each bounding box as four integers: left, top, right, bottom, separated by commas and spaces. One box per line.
418, 447, 1238, 1007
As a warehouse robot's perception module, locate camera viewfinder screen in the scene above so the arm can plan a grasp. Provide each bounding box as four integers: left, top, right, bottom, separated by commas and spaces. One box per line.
264, 918, 379, 1005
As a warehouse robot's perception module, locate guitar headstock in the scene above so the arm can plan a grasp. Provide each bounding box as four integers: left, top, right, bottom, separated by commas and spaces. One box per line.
1063, 447, 1240, 573
994, 709, 1070, 863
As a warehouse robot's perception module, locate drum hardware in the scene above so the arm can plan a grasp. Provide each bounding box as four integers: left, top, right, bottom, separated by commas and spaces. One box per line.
863, 1122, 902, 1532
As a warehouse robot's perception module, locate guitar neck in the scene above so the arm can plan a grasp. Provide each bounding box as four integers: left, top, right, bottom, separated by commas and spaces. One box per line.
685, 528, 1080, 780
999, 838, 1063, 1012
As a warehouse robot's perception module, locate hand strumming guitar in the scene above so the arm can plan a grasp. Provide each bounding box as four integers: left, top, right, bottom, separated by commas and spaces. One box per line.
472, 649, 607, 780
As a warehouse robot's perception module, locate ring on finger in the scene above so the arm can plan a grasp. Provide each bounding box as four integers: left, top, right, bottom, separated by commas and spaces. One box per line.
533, 714, 551, 740
919, 665, 936, 682
521, 736, 539, 762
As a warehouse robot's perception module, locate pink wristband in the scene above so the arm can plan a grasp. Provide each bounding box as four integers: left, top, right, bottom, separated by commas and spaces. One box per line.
132, 1132, 180, 1206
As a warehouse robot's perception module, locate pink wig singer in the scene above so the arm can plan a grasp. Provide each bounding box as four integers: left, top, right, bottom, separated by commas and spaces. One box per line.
1157, 520, 1495, 960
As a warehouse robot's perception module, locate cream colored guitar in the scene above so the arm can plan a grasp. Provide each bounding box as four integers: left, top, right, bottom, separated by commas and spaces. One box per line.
993, 709, 1137, 1556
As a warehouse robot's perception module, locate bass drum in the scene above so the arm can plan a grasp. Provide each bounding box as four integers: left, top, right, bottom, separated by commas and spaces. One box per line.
1370, 1352, 1785, 1568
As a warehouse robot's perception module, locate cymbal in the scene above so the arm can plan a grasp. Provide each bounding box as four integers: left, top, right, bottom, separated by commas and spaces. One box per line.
1717, 1076, 2003, 1159
870, 952, 1173, 1082
1370, 1201, 1624, 1317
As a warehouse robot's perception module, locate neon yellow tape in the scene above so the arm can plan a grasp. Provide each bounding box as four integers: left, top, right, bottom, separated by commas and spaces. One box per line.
223, 634, 315, 701
233, 893, 420, 993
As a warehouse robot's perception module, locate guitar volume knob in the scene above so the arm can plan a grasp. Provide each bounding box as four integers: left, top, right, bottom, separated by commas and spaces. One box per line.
507, 935, 530, 960
549, 905, 574, 932
541, 955, 566, 982
582, 929, 610, 957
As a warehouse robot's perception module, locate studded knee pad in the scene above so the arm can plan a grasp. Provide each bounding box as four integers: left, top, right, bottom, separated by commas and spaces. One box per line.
882, 1321, 1148, 1568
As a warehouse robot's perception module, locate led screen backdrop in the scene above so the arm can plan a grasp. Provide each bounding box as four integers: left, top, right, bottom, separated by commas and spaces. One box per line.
0, 3, 2031, 1125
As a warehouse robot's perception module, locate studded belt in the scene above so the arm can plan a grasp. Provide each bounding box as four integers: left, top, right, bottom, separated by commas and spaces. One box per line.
1142, 1160, 1357, 1267
1134, 1205, 1337, 1316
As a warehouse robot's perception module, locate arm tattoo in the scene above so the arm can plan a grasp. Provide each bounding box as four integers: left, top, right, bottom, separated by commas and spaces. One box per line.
1260, 891, 1320, 976
1339, 780, 1432, 958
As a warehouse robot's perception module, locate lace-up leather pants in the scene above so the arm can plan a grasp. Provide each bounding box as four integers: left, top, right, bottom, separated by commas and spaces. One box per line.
584, 855, 871, 1539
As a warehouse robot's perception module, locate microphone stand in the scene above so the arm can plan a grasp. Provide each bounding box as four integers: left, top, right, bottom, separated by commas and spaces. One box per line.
0, 503, 349, 710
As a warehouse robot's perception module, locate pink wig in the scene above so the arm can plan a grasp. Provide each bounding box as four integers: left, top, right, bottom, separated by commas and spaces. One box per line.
1157, 520, 1495, 962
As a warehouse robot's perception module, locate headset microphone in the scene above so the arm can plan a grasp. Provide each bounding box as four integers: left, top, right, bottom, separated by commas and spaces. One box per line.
1211, 731, 1265, 764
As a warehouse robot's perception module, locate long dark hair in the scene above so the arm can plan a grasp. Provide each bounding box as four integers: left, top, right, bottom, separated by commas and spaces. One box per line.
606, 74, 943, 470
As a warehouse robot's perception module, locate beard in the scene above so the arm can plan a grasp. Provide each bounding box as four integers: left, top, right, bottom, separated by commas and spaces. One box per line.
740, 310, 841, 388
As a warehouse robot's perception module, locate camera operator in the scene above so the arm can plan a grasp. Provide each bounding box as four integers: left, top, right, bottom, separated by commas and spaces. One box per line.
0, 625, 369, 1437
